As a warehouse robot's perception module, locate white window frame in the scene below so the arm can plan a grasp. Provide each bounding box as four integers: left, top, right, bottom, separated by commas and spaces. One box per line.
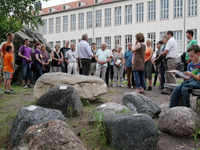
71, 14, 76, 31
43, 19, 47, 35
78, 13, 84, 30
161, 0, 169, 20
115, 36, 121, 49
88, 38, 93, 46
174, 30, 183, 53
105, 37, 111, 50
105, 8, 111, 26
70, 39, 76, 46
49, 18, 54, 34
49, 42, 54, 50
192, 29, 197, 40
147, 33, 156, 51
125, 35, 132, 50
63, 16, 68, 32
87, 11, 93, 29
136, 3, 144, 23
174, 0, 183, 18
56, 17, 61, 33
115, 7, 121, 25
125, 5, 132, 24
160, 31, 166, 40
148, 1, 156, 21
56, 41, 61, 46
96, 10, 102, 27
188, 0, 197, 17
96, 37, 102, 50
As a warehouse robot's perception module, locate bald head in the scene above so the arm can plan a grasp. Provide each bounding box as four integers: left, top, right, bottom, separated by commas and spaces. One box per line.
101, 43, 107, 50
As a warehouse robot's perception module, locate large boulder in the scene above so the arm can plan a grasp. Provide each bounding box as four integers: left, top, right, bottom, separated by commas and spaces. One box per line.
37, 84, 83, 116
10, 105, 66, 146
105, 113, 160, 150
89, 102, 131, 122
159, 102, 170, 116
17, 120, 87, 150
12, 26, 52, 84
122, 92, 161, 118
34, 73, 107, 100
158, 106, 200, 137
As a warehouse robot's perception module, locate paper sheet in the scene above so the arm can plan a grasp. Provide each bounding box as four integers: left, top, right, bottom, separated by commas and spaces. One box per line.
167, 70, 190, 79
59, 86, 67, 90
26, 105, 37, 111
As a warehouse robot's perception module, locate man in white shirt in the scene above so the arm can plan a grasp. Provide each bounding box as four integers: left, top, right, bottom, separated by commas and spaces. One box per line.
77, 34, 93, 75
160, 31, 178, 94
95, 43, 110, 81
65, 43, 78, 74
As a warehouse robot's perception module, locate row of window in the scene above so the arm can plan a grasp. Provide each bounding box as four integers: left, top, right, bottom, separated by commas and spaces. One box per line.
48, 29, 197, 53
40, 0, 198, 34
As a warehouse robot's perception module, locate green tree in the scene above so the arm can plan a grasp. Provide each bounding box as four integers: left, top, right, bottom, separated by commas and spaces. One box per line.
0, 0, 48, 41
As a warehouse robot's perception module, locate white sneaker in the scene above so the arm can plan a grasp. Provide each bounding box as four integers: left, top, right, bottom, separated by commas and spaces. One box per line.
23, 85, 28, 89
113, 84, 116, 87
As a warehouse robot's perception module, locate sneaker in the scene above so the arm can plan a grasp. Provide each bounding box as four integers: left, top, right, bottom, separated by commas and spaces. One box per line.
113, 84, 116, 87
23, 85, 28, 89
147, 86, 152, 91
27, 85, 33, 88
120, 85, 123, 88
7, 91, 15, 94
4, 90, 8, 94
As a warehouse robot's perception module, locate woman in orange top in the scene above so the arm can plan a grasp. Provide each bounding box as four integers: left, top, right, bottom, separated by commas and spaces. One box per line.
145, 39, 154, 91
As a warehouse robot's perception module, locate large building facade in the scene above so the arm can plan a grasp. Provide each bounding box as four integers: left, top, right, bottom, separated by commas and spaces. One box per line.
39, 0, 200, 54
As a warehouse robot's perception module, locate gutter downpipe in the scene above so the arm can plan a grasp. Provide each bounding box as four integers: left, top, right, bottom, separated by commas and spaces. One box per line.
183, 0, 186, 52
92, 5, 95, 42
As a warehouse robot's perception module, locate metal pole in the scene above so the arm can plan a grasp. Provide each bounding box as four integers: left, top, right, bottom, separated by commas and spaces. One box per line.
183, 0, 186, 52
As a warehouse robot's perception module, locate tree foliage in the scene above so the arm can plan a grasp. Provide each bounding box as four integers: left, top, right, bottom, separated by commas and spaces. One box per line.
0, 0, 48, 41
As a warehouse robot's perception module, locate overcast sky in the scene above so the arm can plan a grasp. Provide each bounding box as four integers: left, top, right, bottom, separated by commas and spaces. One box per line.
42, 0, 78, 8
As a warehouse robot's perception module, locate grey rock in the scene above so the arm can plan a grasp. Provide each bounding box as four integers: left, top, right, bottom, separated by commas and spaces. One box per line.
122, 92, 161, 118
89, 102, 131, 122
158, 106, 200, 136
37, 84, 83, 116
105, 113, 160, 150
17, 120, 87, 150
159, 102, 170, 116
10, 105, 65, 146
34, 73, 107, 100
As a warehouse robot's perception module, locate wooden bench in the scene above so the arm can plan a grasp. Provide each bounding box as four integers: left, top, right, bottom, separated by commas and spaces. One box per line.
164, 83, 200, 115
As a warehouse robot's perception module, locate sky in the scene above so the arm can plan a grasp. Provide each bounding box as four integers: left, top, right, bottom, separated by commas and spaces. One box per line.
42, 0, 78, 8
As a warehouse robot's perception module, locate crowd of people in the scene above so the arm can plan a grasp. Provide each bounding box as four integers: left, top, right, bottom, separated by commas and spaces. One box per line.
0, 31, 200, 110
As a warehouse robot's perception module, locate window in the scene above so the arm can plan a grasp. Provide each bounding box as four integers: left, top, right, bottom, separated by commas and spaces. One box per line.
95, 0, 98, 4
105, 37, 111, 50
148, 1, 156, 21
192, 29, 197, 40
188, 0, 197, 16
174, 30, 183, 52
71, 14, 76, 31
56, 41, 61, 46
96, 10, 102, 27
49, 42, 54, 50
148, 33, 156, 51
161, 0, 169, 20
160, 31, 166, 40
63, 16, 68, 32
115, 36, 121, 49
125, 5, 132, 24
96, 37, 102, 50
174, 0, 183, 18
56, 17, 61, 33
78, 2, 81, 7
136, 3, 144, 23
43, 19, 47, 34
105, 8, 111, 26
49, 8, 52, 13
125, 35, 132, 50
115, 7, 121, 25
87, 11, 93, 28
79, 13, 84, 30
71, 39, 76, 46
49, 18, 54, 34
63, 5, 66, 10
88, 38, 93, 46
63, 40, 66, 47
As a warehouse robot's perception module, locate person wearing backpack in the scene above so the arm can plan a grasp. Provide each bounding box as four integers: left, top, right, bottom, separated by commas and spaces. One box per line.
18, 39, 33, 88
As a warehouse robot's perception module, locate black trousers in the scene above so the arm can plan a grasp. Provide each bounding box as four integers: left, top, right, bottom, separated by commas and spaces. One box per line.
105, 62, 110, 85
79, 59, 91, 76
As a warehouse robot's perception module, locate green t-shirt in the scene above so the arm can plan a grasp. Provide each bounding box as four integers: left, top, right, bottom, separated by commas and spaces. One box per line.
185, 39, 197, 61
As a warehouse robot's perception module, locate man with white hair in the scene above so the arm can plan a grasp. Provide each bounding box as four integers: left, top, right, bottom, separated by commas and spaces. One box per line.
77, 34, 93, 75
95, 43, 110, 81
65, 43, 78, 74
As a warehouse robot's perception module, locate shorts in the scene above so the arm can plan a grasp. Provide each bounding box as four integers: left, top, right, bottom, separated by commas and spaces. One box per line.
3, 71, 13, 79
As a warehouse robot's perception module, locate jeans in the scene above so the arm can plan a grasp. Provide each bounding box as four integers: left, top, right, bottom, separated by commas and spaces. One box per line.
96, 65, 107, 81
22, 61, 33, 80
134, 71, 146, 89
159, 66, 165, 89
170, 79, 200, 108
35, 64, 42, 81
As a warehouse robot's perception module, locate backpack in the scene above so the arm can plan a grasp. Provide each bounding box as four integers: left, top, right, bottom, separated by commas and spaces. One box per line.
15, 46, 24, 65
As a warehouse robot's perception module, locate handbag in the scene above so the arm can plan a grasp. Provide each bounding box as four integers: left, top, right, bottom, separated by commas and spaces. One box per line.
15, 46, 24, 65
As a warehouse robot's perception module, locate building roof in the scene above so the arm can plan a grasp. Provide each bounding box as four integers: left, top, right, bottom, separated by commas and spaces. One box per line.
40, 0, 116, 16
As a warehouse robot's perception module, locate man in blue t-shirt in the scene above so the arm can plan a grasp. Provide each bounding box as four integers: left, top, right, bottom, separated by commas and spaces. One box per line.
170, 45, 200, 108
124, 43, 134, 88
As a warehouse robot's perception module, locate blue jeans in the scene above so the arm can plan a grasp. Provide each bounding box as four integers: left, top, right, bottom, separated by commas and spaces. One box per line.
159, 66, 165, 89
35, 64, 42, 81
134, 71, 146, 89
170, 78, 200, 108
22, 61, 33, 80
